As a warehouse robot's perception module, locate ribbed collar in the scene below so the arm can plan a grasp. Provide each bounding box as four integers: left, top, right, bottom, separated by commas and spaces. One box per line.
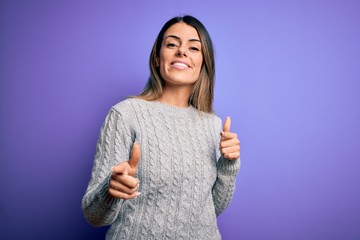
133, 98, 197, 118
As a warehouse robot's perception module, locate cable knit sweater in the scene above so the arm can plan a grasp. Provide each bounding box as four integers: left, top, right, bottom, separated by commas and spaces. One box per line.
82, 98, 240, 240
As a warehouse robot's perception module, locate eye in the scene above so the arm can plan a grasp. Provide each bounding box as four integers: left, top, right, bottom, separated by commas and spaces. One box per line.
189, 47, 200, 52
166, 43, 178, 48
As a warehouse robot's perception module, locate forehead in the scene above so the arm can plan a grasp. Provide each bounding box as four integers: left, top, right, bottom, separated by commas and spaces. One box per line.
163, 22, 200, 41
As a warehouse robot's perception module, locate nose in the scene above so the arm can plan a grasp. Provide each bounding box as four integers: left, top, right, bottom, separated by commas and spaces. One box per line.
176, 46, 187, 57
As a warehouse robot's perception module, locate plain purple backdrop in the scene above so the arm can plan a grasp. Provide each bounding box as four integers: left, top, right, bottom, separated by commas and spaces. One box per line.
1, 0, 360, 239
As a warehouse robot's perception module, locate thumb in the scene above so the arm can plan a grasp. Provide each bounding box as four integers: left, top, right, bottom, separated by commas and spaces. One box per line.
129, 141, 141, 169
223, 116, 231, 132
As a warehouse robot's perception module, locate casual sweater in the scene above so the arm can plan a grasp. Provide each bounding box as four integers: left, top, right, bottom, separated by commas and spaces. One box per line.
82, 98, 240, 240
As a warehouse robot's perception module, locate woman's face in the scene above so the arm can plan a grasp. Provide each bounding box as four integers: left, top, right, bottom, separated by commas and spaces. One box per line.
158, 22, 203, 88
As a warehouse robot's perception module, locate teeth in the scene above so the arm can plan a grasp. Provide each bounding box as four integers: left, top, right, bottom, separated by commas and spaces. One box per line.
173, 62, 188, 68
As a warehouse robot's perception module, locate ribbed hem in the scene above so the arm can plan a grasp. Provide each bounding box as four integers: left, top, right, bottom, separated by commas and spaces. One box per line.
217, 156, 240, 175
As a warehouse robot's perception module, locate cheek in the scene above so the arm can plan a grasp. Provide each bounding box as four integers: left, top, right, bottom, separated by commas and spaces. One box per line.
158, 59, 169, 80
159, 52, 170, 71
195, 56, 203, 72
159, 63, 166, 79
158, 54, 166, 70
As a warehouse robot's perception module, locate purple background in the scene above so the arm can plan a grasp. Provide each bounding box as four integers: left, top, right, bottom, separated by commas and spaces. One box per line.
1, 1, 360, 239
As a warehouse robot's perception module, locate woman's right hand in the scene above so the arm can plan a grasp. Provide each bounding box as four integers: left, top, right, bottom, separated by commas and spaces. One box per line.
109, 142, 141, 200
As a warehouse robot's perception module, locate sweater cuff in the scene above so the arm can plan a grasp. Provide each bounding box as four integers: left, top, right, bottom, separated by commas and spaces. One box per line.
217, 156, 241, 176
99, 174, 121, 207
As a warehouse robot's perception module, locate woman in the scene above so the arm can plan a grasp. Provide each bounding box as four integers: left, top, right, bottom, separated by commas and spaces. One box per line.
82, 15, 241, 239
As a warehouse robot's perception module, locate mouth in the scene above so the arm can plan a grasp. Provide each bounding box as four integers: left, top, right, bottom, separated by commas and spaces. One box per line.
170, 60, 191, 69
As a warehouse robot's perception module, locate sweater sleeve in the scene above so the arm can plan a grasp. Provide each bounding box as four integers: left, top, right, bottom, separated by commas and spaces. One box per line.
81, 108, 134, 227
212, 117, 241, 216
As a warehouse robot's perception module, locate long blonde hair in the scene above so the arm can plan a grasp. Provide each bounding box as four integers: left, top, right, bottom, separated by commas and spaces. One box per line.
138, 15, 215, 113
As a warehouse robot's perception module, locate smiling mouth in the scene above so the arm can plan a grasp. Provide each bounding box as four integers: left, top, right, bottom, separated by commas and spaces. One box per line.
171, 61, 190, 69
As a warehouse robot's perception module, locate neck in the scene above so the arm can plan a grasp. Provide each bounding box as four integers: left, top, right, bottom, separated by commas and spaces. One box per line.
158, 85, 192, 108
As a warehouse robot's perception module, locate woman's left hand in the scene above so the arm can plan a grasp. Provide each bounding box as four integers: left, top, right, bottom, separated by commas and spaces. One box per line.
220, 116, 240, 160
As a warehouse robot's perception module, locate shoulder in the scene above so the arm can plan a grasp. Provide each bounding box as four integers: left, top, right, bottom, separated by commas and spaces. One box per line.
198, 110, 222, 124
103, 98, 135, 125
111, 97, 145, 114
210, 112, 221, 123
211, 113, 222, 131
110, 97, 155, 121
106, 98, 146, 134
112, 98, 133, 112
195, 110, 222, 131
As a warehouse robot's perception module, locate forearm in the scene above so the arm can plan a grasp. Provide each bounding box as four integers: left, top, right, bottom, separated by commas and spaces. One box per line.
82, 175, 123, 227
82, 108, 132, 226
212, 156, 240, 216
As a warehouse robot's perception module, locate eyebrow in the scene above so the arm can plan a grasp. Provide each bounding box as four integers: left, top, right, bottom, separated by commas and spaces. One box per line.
165, 35, 201, 43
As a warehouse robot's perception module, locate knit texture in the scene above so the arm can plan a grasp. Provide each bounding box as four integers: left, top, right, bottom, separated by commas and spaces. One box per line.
82, 98, 240, 240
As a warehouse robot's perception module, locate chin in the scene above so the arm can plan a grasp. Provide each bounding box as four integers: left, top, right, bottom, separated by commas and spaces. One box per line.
166, 78, 197, 86
165, 74, 197, 84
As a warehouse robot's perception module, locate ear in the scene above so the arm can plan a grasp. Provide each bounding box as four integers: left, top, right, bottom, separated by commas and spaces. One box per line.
155, 57, 159, 67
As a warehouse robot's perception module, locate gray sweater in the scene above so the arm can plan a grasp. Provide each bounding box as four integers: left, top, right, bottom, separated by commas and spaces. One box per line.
82, 98, 240, 240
